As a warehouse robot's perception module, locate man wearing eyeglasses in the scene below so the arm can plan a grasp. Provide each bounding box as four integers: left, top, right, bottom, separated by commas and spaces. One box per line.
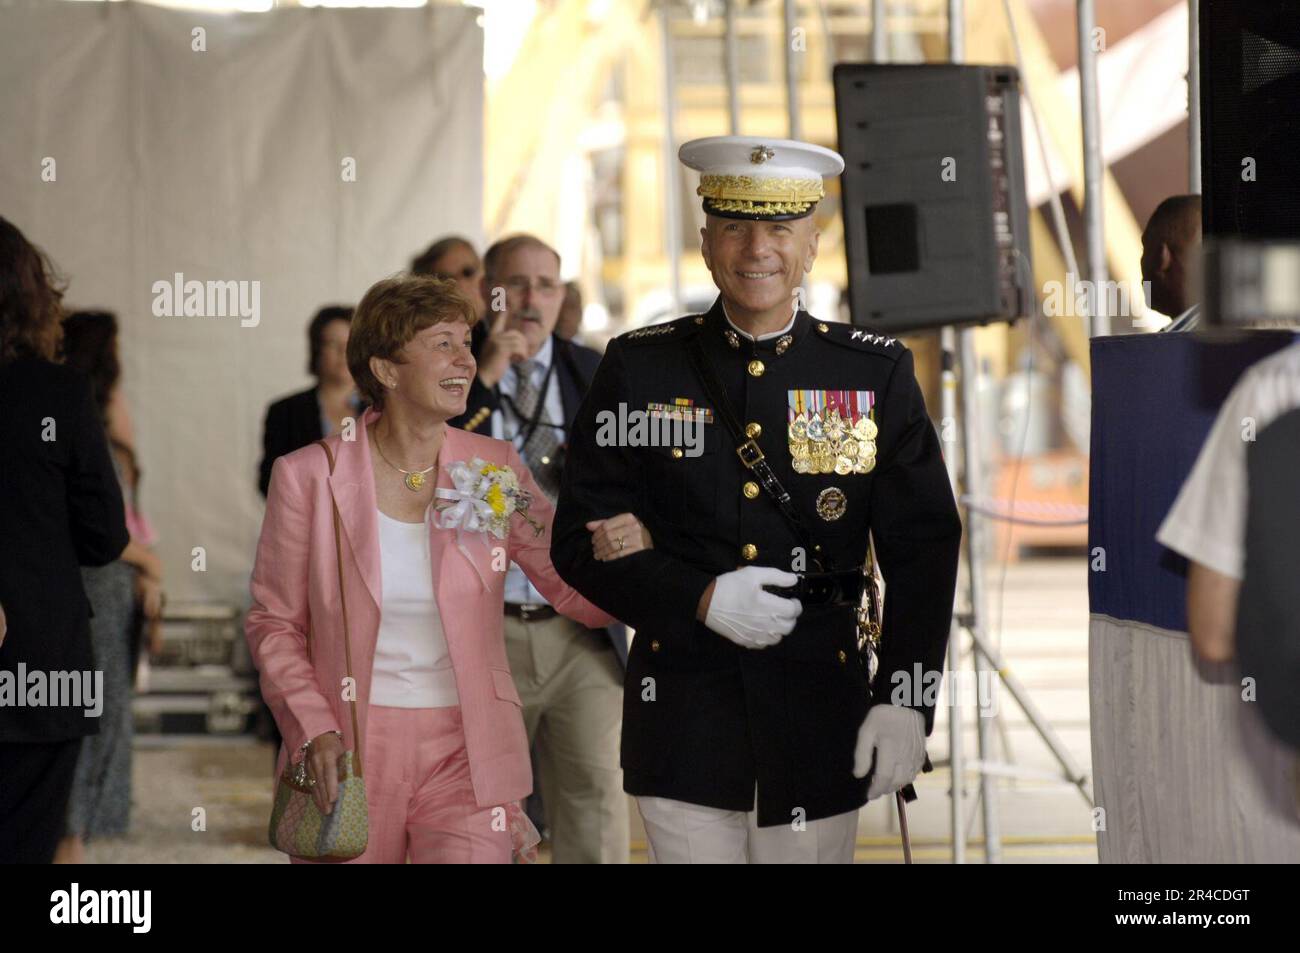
449, 234, 630, 864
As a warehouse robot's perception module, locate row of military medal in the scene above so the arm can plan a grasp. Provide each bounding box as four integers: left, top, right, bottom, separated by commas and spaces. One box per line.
788, 408, 878, 475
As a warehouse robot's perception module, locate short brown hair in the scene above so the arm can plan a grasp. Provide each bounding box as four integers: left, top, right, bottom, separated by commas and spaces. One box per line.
347, 274, 477, 410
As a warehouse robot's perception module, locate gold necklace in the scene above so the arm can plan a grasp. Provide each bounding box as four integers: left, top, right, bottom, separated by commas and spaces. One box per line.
375, 434, 436, 492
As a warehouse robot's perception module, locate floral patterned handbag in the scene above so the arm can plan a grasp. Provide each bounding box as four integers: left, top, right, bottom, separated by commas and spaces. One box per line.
267, 441, 369, 859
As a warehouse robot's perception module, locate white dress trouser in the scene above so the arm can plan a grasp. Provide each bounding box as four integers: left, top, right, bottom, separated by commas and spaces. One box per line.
636, 791, 859, 864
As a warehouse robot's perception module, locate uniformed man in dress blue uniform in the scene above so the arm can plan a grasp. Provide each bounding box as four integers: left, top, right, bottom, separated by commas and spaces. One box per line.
551, 136, 961, 863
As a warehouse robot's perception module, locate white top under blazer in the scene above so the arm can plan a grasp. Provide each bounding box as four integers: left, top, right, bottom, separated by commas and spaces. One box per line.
370, 509, 460, 708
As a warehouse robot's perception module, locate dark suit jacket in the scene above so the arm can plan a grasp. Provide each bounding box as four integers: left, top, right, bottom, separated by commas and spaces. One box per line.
451, 334, 602, 441
258, 387, 327, 498
0, 357, 130, 743
449, 335, 627, 666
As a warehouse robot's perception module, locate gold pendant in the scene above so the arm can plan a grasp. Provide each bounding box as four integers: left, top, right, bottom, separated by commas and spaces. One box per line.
404, 471, 425, 492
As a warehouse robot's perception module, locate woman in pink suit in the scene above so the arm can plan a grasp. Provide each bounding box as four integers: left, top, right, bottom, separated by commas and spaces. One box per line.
246, 274, 614, 864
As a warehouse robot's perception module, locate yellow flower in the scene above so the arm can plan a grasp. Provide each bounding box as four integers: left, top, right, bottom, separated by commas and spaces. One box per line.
480, 462, 501, 476
485, 482, 507, 516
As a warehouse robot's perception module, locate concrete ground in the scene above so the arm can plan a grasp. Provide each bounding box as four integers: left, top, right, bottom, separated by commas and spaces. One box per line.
85, 555, 1094, 864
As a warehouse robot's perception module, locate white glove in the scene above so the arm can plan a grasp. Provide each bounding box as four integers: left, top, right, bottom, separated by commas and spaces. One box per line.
853, 704, 926, 800
704, 566, 803, 650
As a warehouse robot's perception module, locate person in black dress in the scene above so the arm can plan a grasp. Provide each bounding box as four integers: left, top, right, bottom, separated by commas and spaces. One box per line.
257, 305, 362, 497
0, 217, 129, 863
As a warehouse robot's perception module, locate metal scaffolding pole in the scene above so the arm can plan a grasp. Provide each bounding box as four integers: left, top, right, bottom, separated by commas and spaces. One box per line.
942, 0, 970, 867
724, 0, 740, 135
1077, 0, 1109, 337
1188, 0, 1201, 193
782, 0, 802, 140
949, 0, 1002, 864
660, 1, 683, 317
872, 0, 888, 62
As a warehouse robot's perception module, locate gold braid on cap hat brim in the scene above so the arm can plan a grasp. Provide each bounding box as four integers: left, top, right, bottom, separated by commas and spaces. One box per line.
697, 174, 824, 217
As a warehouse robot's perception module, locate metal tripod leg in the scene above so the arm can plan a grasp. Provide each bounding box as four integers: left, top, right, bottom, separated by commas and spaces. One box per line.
939, 327, 965, 863
959, 329, 1003, 861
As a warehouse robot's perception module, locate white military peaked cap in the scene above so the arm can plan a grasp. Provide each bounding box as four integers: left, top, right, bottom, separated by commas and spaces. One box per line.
679, 136, 845, 221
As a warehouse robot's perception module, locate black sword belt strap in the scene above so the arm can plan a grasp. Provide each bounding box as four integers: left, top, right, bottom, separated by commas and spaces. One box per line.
685, 334, 826, 571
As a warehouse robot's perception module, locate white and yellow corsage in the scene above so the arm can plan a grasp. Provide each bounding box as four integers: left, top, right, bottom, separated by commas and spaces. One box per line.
433, 459, 543, 590
434, 458, 543, 540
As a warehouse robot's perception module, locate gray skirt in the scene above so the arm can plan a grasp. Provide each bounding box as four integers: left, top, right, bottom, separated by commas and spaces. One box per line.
66, 559, 137, 839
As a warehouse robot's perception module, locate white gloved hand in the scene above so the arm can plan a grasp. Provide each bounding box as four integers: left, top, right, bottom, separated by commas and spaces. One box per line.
704, 566, 803, 649
853, 704, 926, 800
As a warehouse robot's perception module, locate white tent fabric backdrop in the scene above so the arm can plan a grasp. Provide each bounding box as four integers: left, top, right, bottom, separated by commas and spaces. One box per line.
0, 1, 483, 606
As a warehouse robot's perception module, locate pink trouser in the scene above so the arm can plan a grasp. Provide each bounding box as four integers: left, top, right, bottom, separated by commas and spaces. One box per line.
292, 705, 512, 865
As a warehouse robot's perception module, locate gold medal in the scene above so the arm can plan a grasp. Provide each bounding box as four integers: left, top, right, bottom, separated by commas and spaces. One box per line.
792, 456, 812, 474
404, 471, 425, 491
834, 455, 853, 476
853, 454, 876, 474
840, 436, 860, 459
789, 412, 809, 441
854, 416, 878, 440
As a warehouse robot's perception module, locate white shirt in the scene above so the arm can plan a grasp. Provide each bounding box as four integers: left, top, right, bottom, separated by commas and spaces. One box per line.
491, 336, 565, 606
370, 510, 459, 707
1157, 340, 1300, 580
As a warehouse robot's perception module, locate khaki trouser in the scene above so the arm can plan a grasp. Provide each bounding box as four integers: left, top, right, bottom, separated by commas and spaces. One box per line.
504, 613, 629, 864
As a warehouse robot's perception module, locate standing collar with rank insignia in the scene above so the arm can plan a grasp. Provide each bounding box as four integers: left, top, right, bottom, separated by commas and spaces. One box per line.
697, 296, 815, 357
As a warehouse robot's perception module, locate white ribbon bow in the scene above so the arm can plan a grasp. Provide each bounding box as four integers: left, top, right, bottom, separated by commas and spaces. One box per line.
433, 461, 501, 590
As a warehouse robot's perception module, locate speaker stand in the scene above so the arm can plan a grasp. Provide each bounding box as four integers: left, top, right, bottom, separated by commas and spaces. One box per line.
932, 325, 1094, 863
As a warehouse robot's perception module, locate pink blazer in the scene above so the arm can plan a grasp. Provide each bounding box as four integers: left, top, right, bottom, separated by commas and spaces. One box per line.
245, 408, 613, 808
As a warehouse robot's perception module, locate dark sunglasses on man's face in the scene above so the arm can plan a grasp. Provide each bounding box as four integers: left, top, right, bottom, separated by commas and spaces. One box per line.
437, 265, 480, 281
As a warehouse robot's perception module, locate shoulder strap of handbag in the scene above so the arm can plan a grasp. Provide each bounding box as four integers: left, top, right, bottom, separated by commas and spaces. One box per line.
684, 335, 826, 571
316, 440, 364, 777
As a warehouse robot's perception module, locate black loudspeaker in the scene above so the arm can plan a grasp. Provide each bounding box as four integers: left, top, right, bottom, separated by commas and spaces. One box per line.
1200, 3, 1300, 240
833, 64, 1033, 333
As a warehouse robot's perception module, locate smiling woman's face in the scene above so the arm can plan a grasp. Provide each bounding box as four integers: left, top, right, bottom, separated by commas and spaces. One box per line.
371, 320, 476, 421
700, 215, 819, 321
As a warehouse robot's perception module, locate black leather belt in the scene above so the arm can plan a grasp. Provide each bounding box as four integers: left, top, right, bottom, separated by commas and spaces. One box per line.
504, 603, 557, 622
762, 568, 866, 607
